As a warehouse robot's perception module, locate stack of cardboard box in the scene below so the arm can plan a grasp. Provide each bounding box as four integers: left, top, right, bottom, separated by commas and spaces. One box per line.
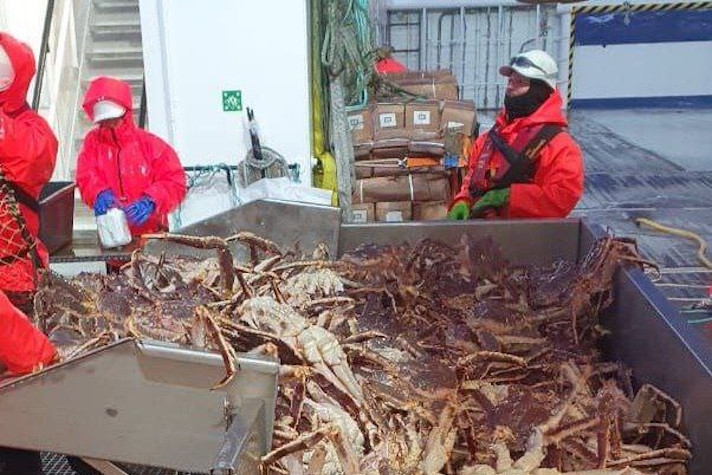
347, 71, 477, 223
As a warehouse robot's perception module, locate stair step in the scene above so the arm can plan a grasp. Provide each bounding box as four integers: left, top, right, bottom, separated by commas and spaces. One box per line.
82, 67, 144, 85
86, 49, 144, 67
90, 21, 142, 41
93, 0, 139, 12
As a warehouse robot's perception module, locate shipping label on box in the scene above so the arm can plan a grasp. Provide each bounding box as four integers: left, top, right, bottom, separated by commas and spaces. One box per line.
405, 101, 440, 133
347, 107, 373, 144
348, 114, 364, 130
414, 110, 430, 125
376, 201, 412, 222
351, 203, 375, 223
372, 103, 405, 141
379, 113, 398, 128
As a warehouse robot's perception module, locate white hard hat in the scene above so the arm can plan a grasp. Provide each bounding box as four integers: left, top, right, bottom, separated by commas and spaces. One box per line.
499, 49, 558, 90
0, 44, 15, 92
92, 99, 126, 123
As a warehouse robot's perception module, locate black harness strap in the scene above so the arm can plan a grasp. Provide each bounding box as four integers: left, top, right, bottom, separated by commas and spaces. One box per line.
487, 124, 563, 189
6, 181, 40, 214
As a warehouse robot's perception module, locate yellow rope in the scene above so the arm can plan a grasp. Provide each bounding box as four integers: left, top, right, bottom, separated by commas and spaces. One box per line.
635, 217, 712, 270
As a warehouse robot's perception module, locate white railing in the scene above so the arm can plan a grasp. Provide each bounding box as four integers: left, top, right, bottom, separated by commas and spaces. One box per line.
35, 0, 92, 181
384, 2, 566, 110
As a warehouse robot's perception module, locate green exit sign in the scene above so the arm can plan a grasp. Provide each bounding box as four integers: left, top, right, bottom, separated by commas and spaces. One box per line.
222, 90, 242, 112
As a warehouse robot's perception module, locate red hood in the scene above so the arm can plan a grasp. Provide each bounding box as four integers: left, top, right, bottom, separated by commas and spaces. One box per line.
0, 33, 36, 114
494, 89, 568, 130
82, 76, 134, 124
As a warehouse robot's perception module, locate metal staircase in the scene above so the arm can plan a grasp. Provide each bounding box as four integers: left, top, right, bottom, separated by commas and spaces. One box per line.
72, 0, 145, 229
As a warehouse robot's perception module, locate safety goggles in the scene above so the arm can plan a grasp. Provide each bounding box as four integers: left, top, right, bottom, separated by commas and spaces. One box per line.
509, 55, 548, 75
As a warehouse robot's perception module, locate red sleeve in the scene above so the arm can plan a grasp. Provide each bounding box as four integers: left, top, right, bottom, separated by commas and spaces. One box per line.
0, 290, 57, 375
507, 133, 584, 218
75, 131, 108, 207
143, 134, 186, 215
450, 133, 488, 208
0, 110, 58, 188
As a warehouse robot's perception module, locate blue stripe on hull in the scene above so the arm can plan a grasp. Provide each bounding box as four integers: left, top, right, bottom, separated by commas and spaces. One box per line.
576, 10, 712, 46
570, 95, 712, 109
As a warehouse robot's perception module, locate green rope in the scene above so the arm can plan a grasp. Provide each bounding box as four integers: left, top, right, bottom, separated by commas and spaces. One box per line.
320, 0, 375, 108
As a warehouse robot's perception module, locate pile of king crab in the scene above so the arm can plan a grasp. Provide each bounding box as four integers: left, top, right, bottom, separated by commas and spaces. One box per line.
33, 231, 691, 475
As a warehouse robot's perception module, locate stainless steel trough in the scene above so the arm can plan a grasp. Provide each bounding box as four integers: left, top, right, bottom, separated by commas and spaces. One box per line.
2, 200, 710, 474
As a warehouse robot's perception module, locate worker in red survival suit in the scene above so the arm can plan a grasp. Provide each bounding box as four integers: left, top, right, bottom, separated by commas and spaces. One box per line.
448, 49, 584, 220
76, 76, 186, 240
0, 31, 59, 475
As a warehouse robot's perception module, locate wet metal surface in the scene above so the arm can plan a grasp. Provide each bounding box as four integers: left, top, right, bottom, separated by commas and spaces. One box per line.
569, 107, 712, 329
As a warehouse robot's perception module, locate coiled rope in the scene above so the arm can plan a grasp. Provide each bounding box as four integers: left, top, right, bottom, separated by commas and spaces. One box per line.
236, 146, 290, 188
635, 217, 712, 270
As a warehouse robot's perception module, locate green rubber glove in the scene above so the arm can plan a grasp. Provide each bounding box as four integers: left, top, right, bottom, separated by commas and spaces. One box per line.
448, 201, 471, 220
471, 188, 510, 214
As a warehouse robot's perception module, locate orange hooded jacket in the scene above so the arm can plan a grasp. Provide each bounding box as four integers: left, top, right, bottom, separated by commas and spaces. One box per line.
452, 90, 584, 218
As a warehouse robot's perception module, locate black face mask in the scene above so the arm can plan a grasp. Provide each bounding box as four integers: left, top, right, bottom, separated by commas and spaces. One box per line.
504, 79, 553, 121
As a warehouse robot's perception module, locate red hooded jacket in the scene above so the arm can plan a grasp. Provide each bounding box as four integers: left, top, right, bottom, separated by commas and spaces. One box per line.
452, 90, 583, 218
0, 33, 58, 293
76, 77, 186, 235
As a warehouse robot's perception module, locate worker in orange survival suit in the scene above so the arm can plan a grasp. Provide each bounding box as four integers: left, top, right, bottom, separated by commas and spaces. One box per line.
76, 76, 186, 241
448, 49, 584, 220
0, 31, 59, 475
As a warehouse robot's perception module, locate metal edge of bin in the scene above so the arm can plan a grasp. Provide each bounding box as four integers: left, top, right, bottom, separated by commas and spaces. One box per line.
143, 199, 342, 264
581, 219, 712, 475
338, 218, 582, 265
0, 339, 279, 474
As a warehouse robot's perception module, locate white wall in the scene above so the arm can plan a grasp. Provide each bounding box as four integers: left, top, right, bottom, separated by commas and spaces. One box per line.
573, 41, 712, 101
139, 0, 312, 182
0, 0, 49, 101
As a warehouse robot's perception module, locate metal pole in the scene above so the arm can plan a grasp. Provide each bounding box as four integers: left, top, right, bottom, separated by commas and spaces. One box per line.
32, 0, 56, 111
138, 77, 148, 129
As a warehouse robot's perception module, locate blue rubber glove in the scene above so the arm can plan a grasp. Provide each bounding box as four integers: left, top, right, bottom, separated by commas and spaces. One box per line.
93, 189, 117, 216
124, 196, 156, 226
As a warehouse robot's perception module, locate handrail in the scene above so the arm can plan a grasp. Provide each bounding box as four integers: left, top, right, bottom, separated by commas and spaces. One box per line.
32, 0, 56, 111
138, 75, 147, 129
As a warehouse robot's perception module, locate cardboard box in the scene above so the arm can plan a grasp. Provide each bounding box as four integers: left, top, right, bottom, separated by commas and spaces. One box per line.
353, 142, 372, 159
376, 201, 412, 222
355, 165, 373, 179
351, 203, 375, 223
413, 201, 448, 221
440, 100, 477, 137
371, 138, 409, 159
405, 101, 441, 133
372, 103, 405, 141
346, 107, 373, 144
352, 173, 451, 204
389, 70, 459, 100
